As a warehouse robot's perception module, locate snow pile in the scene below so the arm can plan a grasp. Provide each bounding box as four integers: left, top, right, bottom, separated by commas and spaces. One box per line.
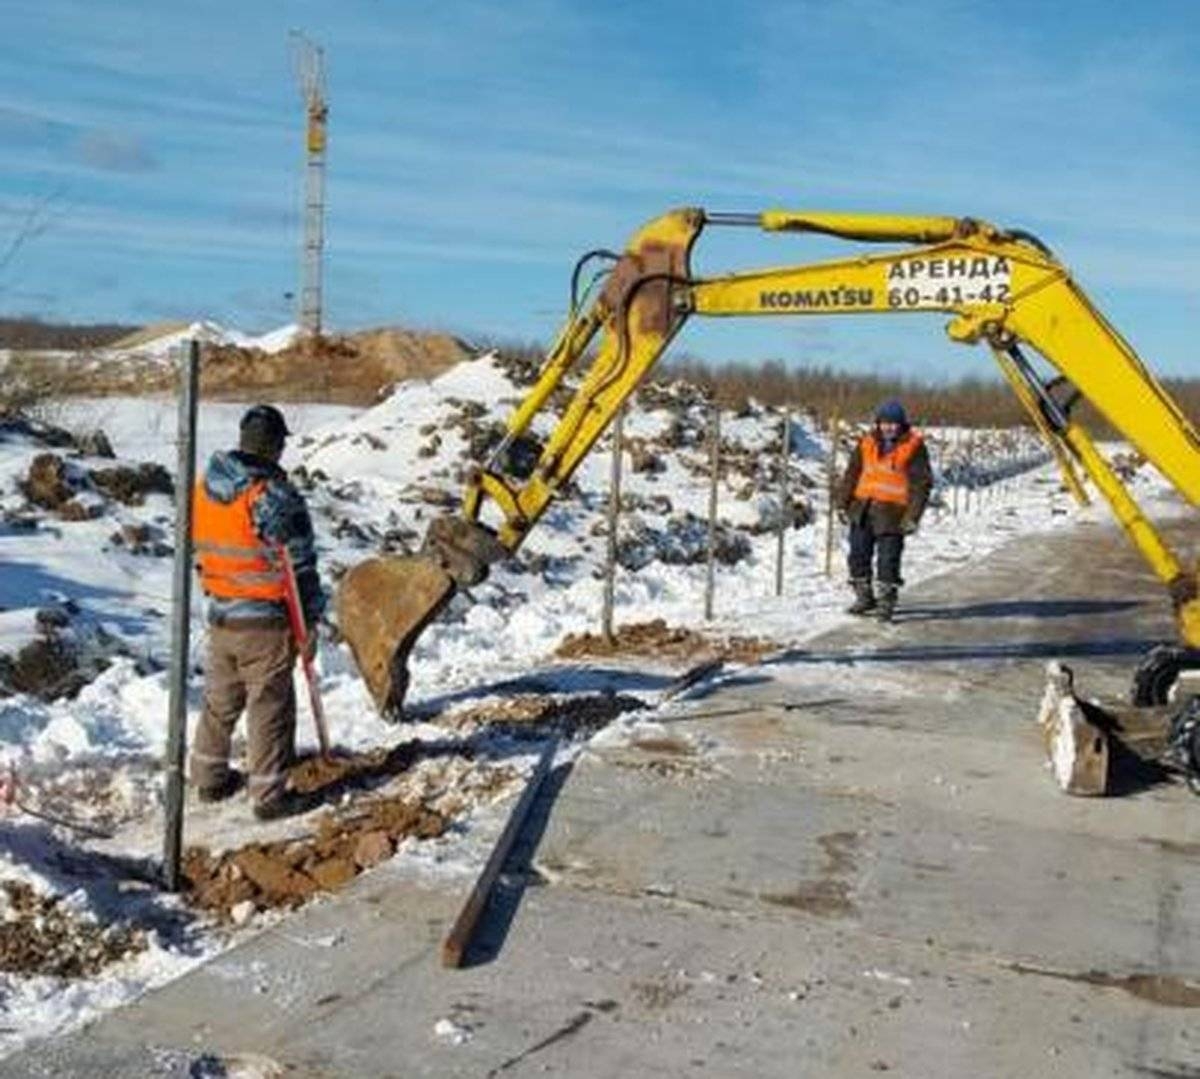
106, 321, 300, 361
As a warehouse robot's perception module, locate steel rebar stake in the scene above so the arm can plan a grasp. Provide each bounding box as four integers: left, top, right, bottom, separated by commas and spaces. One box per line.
705, 404, 720, 621
823, 413, 840, 578
775, 413, 791, 597
163, 339, 199, 891
601, 407, 625, 643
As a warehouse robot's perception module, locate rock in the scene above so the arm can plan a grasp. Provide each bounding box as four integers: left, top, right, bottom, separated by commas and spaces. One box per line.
352, 830, 393, 869
232, 849, 319, 904
230, 899, 257, 925
58, 498, 102, 521
309, 857, 358, 889
627, 438, 666, 474
22, 453, 74, 508
109, 522, 172, 556
74, 430, 115, 458
88, 463, 174, 505
34, 606, 71, 632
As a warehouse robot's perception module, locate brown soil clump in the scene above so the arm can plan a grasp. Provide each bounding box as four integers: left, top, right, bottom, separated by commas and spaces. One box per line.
0, 880, 145, 977
556, 619, 776, 666
182, 738, 534, 920
182, 795, 449, 919
439, 693, 644, 741
21, 453, 75, 509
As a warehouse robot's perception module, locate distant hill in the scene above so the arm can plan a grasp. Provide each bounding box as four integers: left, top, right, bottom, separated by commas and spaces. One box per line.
0, 317, 139, 351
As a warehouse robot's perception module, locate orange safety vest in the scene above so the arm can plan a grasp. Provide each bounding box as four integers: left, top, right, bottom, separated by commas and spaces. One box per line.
853, 431, 924, 506
192, 480, 286, 601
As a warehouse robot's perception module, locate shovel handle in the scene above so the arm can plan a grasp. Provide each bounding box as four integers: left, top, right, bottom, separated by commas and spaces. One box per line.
278, 547, 332, 760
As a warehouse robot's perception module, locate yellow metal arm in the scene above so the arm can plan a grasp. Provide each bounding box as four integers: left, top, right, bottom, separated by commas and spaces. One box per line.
990, 346, 1090, 508
461, 206, 1199, 644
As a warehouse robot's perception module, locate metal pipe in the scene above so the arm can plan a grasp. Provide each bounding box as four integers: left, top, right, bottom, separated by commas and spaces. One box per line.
162, 339, 199, 892
705, 405, 720, 620
823, 413, 840, 577
601, 407, 625, 643
703, 211, 763, 228
775, 414, 790, 597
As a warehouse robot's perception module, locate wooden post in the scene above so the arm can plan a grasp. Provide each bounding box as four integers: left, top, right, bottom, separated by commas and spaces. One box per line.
823, 412, 840, 577
163, 339, 199, 892
601, 407, 625, 643
704, 404, 720, 621
775, 413, 790, 597
442, 738, 559, 968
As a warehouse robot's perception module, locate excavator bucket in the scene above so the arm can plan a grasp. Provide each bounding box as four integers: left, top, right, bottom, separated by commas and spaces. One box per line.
336, 555, 457, 717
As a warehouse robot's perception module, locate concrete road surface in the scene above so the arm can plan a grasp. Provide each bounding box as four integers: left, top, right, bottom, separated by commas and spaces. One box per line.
8, 513, 1200, 1078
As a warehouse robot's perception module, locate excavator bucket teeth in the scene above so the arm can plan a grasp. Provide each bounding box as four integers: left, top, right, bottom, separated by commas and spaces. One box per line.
336, 556, 457, 718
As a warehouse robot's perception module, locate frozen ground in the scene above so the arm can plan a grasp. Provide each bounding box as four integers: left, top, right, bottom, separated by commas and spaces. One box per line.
0, 355, 1179, 1056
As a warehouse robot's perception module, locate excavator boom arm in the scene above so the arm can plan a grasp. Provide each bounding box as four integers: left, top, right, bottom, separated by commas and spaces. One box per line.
337, 207, 1200, 715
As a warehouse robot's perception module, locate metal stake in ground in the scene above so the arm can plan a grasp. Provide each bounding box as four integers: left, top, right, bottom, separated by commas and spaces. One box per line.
775, 413, 791, 596
601, 407, 626, 643
704, 403, 720, 621
163, 339, 199, 892
823, 412, 840, 577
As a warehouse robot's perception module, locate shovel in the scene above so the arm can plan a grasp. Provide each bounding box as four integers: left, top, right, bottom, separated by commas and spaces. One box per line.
278, 547, 332, 761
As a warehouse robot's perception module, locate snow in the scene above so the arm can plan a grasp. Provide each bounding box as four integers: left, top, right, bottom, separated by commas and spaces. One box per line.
0, 354, 1182, 1057
103, 321, 301, 362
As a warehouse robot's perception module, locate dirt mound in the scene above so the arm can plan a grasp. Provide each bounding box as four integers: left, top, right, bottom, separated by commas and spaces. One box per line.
182, 795, 449, 918
0, 880, 145, 977
181, 737, 529, 921
555, 618, 776, 666
7, 326, 474, 405
194, 328, 470, 405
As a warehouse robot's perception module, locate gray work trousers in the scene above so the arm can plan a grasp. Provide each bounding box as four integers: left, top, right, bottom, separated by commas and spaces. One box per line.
190, 622, 296, 806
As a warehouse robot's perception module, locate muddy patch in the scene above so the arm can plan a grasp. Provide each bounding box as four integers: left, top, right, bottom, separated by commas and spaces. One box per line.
1008, 964, 1200, 1008
1139, 838, 1200, 859
0, 880, 146, 977
630, 735, 694, 756
763, 878, 855, 918
760, 830, 862, 919
608, 753, 718, 782
437, 692, 644, 741
555, 619, 776, 666
631, 973, 691, 1011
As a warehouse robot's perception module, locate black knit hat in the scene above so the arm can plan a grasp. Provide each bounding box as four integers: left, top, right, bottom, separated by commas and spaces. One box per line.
239, 404, 290, 458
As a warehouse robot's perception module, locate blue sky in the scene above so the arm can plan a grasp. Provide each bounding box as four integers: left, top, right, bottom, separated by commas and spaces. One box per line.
1, 0, 1197, 380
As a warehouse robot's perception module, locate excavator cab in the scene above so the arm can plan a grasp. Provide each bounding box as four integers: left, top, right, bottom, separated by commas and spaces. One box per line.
337, 207, 1200, 726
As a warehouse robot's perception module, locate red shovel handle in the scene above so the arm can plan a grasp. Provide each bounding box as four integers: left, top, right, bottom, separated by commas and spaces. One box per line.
277, 547, 332, 760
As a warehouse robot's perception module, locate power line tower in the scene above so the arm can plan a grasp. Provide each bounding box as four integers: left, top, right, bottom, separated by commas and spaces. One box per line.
289, 31, 328, 338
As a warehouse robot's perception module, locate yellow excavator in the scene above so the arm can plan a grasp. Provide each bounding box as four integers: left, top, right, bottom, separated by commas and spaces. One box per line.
336, 208, 1200, 763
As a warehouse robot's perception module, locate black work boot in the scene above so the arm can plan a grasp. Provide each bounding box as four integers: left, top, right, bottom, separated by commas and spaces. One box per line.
196, 770, 244, 804
253, 789, 319, 822
846, 578, 876, 616
876, 583, 899, 623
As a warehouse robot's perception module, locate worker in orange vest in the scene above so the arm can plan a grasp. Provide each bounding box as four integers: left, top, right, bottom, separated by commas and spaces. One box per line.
190, 405, 325, 820
836, 400, 933, 622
